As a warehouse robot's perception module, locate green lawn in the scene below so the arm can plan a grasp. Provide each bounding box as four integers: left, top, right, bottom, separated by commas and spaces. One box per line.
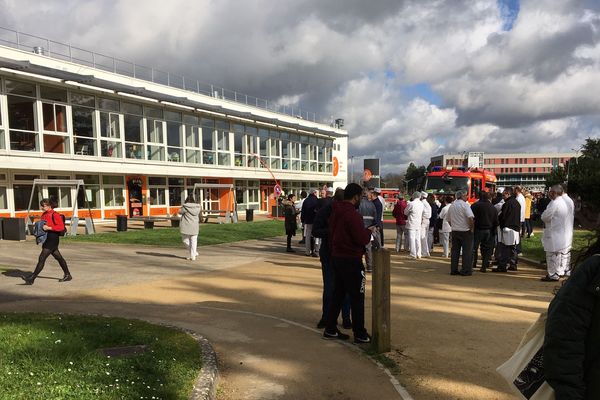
0, 313, 201, 400
521, 230, 595, 262
64, 220, 285, 247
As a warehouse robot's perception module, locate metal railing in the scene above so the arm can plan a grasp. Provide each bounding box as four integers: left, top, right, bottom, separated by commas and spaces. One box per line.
0, 26, 320, 122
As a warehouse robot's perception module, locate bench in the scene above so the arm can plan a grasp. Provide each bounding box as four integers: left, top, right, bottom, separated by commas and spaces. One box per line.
128, 216, 181, 229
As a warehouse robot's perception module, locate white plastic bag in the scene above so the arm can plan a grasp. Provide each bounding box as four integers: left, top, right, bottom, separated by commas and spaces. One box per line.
496, 312, 555, 400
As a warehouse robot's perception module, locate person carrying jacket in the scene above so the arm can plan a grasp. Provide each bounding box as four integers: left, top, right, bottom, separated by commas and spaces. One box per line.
495, 187, 521, 272
282, 193, 298, 253
323, 183, 376, 343
301, 188, 319, 256
22, 198, 71, 285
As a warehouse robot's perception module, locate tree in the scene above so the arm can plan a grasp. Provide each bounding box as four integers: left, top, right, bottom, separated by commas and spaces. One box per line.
568, 138, 600, 209
545, 166, 567, 188
404, 163, 427, 192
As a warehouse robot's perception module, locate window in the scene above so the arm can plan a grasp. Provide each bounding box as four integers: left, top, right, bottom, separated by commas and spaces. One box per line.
47, 184, 72, 209
166, 119, 183, 163
168, 178, 184, 206
202, 118, 215, 165
233, 124, 244, 167
7, 80, 38, 151
123, 102, 143, 159
0, 186, 6, 209
258, 128, 269, 167
102, 175, 125, 207
281, 132, 290, 170
270, 130, 281, 170
72, 106, 96, 156
148, 176, 167, 205
290, 134, 300, 171
245, 127, 258, 167
216, 129, 230, 166
182, 114, 201, 164
76, 174, 100, 208
146, 118, 165, 161
0, 92, 5, 150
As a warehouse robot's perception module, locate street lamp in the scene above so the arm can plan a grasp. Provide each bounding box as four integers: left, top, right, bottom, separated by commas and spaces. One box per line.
349, 155, 355, 184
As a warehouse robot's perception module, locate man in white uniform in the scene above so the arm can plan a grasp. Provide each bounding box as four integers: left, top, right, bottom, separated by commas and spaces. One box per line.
541, 185, 570, 281
420, 192, 432, 257
560, 184, 575, 276
404, 191, 424, 259
515, 186, 526, 255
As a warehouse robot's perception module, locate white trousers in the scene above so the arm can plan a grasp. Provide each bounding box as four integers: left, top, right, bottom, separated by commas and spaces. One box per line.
440, 232, 450, 257
407, 229, 421, 258
428, 227, 434, 252
182, 234, 198, 260
420, 221, 430, 256
395, 225, 406, 252
546, 251, 562, 278
304, 224, 313, 255
559, 247, 571, 276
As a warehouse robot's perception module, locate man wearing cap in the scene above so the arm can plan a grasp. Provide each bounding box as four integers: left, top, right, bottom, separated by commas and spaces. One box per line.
301, 188, 319, 256
446, 190, 475, 275
420, 192, 432, 257
404, 191, 425, 259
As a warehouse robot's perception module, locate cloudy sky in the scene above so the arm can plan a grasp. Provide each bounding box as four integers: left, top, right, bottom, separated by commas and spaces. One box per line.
1, 0, 599, 171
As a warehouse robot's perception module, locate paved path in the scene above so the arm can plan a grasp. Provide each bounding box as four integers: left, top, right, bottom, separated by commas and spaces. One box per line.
0, 238, 402, 400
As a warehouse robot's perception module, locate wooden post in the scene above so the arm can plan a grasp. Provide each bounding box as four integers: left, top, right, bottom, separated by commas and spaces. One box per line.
372, 247, 391, 353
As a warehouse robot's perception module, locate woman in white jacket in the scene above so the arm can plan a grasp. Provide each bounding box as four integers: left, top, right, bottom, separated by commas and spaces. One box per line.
178, 195, 201, 260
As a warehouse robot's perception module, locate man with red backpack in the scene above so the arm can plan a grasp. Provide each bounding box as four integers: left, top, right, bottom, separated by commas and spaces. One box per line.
392, 195, 408, 252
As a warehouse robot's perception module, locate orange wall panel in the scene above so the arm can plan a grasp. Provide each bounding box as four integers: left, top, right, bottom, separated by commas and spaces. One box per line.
104, 209, 126, 219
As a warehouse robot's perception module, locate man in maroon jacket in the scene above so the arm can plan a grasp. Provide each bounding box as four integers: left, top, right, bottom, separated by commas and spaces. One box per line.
392, 195, 408, 252
324, 183, 376, 343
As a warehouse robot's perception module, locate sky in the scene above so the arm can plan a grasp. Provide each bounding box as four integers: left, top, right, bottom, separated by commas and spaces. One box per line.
1, 0, 599, 172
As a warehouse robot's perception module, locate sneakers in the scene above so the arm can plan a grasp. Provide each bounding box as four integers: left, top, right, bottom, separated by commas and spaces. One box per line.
58, 274, 72, 282
354, 333, 371, 344
541, 274, 560, 282
323, 329, 350, 340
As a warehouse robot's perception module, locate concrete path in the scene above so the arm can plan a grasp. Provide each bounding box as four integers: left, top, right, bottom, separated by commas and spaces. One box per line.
0, 238, 402, 400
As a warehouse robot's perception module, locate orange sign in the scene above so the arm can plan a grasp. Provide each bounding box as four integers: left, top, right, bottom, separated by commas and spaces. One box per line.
363, 168, 372, 181
332, 156, 339, 176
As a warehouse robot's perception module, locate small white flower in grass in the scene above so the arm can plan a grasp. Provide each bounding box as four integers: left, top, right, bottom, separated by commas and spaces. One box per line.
54, 339, 61, 344
68, 368, 72, 372
29, 372, 34, 376
37, 382, 41, 385
69, 361, 73, 365
115, 379, 119, 382
7, 372, 11, 375
105, 371, 110, 375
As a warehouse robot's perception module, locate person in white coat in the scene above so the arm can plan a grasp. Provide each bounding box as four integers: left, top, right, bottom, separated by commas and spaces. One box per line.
404, 191, 425, 259
541, 185, 570, 281
437, 196, 453, 258
560, 184, 575, 276
420, 192, 432, 257
515, 186, 526, 255
179, 195, 201, 261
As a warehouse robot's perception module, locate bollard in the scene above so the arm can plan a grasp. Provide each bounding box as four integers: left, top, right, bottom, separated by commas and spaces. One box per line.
372, 247, 391, 353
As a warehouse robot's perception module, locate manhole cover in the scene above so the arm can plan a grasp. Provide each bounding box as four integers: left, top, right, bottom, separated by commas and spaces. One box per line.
99, 345, 148, 358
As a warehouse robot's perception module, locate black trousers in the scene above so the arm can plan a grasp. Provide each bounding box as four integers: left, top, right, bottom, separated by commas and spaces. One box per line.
32, 234, 70, 278
473, 229, 494, 270
450, 230, 474, 274
497, 242, 518, 270
325, 256, 367, 336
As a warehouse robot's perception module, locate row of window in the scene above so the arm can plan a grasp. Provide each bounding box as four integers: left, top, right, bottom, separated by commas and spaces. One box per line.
0, 78, 335, 173
485, 157, 569, 165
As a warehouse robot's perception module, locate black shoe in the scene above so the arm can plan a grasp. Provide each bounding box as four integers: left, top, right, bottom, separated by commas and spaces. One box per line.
286, 248, 295, 253
508, 265, 518, 271
459, 271, 472, 276
492, 268, 507, 273
316, 319, 326, 329
354, 333, 371, 344
58, 274, 72, 282
541, 274, 560, 282
342, 319, 353, 329
311, 252, 319, 258
479, 267, 487, 273
323, 329, 349, 340
299, 240, 305, 244
21, 274, 35, 285
450, 271, 460, 275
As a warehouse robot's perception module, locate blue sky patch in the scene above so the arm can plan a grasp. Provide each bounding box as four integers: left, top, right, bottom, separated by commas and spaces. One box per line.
402, 83, 443, 106
497, 0, 520, 31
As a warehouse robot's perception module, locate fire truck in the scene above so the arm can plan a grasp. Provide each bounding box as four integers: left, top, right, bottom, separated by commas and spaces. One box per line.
423, 166, 497, 204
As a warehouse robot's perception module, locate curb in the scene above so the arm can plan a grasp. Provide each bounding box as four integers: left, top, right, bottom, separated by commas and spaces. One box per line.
519, 256, 545, 269
186, 330, 219, 400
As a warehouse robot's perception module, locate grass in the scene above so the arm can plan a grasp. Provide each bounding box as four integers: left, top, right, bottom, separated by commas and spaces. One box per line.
63, 220, 284, 247
0, 313, 202, 400
520, 230, 595, 262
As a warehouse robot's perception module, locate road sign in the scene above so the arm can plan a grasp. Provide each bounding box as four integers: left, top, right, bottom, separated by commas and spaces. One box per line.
274, 184, 282, 196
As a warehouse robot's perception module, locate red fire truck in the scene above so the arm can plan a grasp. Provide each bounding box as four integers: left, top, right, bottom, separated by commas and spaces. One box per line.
423, 166, 497, 204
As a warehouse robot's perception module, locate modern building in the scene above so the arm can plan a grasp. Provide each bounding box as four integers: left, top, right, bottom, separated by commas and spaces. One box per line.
0, 29, 348, 220
430, 151, 576, 192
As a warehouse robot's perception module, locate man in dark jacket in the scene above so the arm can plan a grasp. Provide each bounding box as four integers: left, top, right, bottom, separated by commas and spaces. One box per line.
301, 188, 319, 257
324, 183, 375, 343
471, 191, 498, 272
544, 254, 600, 399
494, 188, 521, 272
313, 188, 351, 330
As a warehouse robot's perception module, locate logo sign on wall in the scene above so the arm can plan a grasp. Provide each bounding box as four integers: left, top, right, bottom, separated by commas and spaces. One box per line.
363, 158, 380, 188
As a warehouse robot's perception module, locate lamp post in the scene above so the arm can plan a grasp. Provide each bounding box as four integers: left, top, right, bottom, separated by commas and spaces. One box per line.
350, 155, 355, 184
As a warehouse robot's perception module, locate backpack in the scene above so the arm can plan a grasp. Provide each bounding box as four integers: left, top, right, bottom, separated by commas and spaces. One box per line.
52, 212, 68, 236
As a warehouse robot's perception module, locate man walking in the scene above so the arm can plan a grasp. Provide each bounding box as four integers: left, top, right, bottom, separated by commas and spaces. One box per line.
446, 190, 475, 275
495, 188, 521, 272
471, 191, 498, 272
392, 194, 407, 252
404, 192, 424, 259
324, 183, 375, 343
301, 188, 319, 256
541, 185, 570, 281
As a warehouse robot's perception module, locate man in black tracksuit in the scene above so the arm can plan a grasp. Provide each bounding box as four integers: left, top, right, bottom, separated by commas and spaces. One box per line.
471, 192, 498, 272
495, 188, 521, 272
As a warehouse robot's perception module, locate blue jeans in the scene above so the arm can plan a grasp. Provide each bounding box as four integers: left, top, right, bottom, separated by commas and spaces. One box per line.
321, 257, 350, 323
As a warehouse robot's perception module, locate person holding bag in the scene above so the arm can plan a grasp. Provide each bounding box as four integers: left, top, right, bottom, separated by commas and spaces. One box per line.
178, 195, 201, 261
22, 198, 72, 285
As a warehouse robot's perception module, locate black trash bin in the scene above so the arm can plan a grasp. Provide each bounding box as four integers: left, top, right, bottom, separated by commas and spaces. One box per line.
3, 218, 26, 241
245, 209, 254, 222
116, 214, 128, 231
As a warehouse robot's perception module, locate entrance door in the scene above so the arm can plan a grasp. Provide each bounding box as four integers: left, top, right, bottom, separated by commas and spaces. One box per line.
127, 176, 144, 216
